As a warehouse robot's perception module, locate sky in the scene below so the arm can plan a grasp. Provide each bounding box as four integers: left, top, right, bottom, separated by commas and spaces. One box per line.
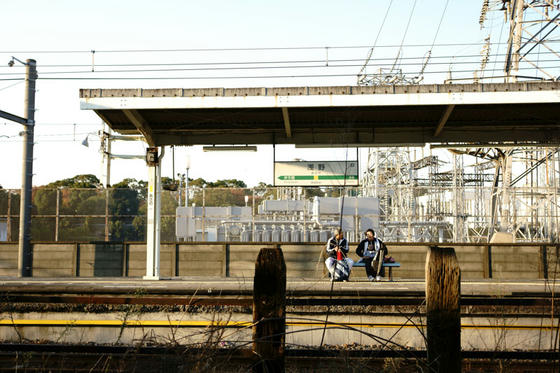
0, 1, 510, 189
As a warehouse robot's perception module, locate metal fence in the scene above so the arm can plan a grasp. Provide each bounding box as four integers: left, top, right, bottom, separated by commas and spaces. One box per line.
0, 185, 558, 243
0, 187, 350, 243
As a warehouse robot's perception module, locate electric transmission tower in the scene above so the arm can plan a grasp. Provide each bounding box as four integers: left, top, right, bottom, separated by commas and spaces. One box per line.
486, 0, 560, 82
359, 2, 560, 243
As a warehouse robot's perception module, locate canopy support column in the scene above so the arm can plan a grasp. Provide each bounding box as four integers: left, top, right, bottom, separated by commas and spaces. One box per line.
144, 147, 163, 280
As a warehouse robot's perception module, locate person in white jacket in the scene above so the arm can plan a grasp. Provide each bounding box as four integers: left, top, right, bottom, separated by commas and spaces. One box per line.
325, 228, 354, 281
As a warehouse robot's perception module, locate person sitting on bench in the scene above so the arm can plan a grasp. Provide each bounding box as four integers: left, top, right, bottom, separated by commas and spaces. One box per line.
325, 228, 354, 281
356, 229, 388, 281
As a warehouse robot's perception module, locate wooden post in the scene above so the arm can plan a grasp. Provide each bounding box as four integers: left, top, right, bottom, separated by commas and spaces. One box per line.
425, 245, 461, 373
253, 248, 286, 373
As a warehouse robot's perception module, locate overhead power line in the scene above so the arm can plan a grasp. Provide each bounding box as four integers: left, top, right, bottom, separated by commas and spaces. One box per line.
394, 0, 419, 66
2, 51, 558, 70
0, 80, 24, 91
418, 0, 451, 78
357, 0, 394, 80
431, 0, 451, 51
22, 65, 557, 81
1, 58, 559, 77
0, 51, 558, 78
3, 40, 560, 55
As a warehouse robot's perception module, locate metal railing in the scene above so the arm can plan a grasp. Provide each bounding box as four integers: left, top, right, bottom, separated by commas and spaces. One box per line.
0, 185, 558, 243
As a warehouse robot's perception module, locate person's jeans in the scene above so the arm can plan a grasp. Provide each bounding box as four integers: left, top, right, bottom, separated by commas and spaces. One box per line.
363, 257, 385, 277
325, 257, 354, 276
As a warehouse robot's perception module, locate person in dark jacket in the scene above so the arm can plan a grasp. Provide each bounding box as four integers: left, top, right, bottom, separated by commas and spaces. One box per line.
356, 228, 388, 281
325, 227, 354, 280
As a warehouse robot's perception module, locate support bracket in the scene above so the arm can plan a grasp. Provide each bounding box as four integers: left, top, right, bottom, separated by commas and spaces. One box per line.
281, 107, 292, 138
123, 109, 156, 146
434, 104, 455, 137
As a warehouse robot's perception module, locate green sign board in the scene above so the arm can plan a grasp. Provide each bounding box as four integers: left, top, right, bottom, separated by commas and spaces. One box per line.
274, 161, 359, 186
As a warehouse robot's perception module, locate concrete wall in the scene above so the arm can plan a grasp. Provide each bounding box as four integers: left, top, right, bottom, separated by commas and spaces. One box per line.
0, 311, 553, 352
0, 244, 17, 277
0, 242, 557, 279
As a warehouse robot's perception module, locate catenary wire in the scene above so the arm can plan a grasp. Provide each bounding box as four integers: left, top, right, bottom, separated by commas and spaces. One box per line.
392, 0, 419, 72
358, 0, 395, 78
2, 58, 559, 76
431, 0, 451, 51
0, 51, 557, 69
10, 65, 556, 81
319, 123, 353, 349
3, 40, 560, 54
0, 80, 24, 91
414, 0, 451, 80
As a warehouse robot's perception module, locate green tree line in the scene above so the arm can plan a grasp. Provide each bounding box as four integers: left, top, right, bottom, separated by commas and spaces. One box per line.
1, 175, 252, 242
1, 176, 345, 242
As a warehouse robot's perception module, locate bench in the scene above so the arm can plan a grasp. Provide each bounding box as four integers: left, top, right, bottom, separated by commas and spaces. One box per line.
353, 259, 401, 281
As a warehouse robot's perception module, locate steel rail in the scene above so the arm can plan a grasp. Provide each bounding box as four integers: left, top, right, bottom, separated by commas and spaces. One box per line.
1, 294, 559, 307
0, 343, 557, 361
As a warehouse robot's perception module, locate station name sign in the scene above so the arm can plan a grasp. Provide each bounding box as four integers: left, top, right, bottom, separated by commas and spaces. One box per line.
274, 161, 359, 186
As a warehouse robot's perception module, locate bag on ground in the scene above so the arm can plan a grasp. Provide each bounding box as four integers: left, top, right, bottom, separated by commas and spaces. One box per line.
332, 259, 350, 281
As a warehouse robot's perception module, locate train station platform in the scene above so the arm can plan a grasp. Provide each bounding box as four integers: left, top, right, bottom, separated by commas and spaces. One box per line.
0, 277, 558, 298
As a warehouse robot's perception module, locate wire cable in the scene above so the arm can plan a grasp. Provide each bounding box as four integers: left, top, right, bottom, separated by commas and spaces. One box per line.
6, 57, 560, 76
0, 80, 24, 91
417, 0, 452, 80
4, 40, 560, 55
0, 50, 556, 76
2, 58, 559, 79
358, 0, 394, 80
1, 51, 557, 70
319, 118, 354, 349
491, 9, 506, 77
431, 0, 451, 52
21, 65, 559, 81
392, 0, 419, 72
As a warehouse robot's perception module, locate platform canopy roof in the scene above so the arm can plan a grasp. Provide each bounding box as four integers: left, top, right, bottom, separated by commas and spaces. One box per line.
80, 81, 560, 147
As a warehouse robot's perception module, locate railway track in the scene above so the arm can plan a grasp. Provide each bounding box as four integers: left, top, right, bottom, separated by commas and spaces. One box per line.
1, 293, 558, 307
1, 342, 558, 359
0, 343, 558, 373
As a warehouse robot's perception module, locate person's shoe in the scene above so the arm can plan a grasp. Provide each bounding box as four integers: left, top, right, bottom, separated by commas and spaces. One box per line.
368, 275, 375, 281
376, 276, 382, 281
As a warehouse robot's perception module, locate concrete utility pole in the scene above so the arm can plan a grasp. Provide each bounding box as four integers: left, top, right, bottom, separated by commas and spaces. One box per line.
185, 156, 190, 207
18, 59, 37, 277
104, 130, 112, 188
